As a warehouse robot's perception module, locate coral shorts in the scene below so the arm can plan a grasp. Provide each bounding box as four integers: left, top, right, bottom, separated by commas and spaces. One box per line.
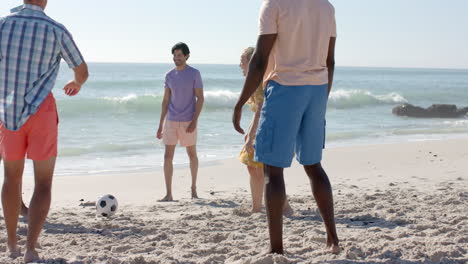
0, 93, 58, 161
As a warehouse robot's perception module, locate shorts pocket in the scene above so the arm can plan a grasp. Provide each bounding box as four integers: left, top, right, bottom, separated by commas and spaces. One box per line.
256, 122, 274, 155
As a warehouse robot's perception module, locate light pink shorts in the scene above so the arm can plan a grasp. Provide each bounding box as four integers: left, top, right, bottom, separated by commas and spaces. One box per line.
162, 120, 197, 147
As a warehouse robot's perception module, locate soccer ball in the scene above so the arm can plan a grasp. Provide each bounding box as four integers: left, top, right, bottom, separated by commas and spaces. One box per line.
96, 194, 118, 217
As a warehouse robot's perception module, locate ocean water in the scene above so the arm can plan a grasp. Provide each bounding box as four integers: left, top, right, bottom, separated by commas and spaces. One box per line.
20, 64, 468, 176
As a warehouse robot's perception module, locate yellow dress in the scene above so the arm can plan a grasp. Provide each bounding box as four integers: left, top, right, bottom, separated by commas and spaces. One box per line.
238, 86, 264, 168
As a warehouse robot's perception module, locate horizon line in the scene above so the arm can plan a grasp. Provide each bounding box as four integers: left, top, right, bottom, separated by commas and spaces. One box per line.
82, 62, 468, 71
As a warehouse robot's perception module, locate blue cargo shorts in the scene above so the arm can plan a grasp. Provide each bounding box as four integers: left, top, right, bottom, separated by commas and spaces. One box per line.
254, 80, 328, 168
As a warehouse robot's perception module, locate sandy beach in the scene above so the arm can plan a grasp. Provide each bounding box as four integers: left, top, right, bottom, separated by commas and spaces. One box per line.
1, 138, 467, 264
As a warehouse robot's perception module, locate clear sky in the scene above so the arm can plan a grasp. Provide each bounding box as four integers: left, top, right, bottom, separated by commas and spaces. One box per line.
1, 0, 468, 69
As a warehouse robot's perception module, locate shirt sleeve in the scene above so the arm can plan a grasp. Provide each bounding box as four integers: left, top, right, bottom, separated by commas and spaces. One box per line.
0, 18, 5, 61
259, 0, 278, 35
60, 29, 84, 69
164, 74, 170, 89
194, 70, 203, 89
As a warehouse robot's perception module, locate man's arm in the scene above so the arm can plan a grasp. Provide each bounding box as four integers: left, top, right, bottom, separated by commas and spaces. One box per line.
63, 62, 89, 96
157, 88, 171, 139
232, 34, 277, 134
187, 88, 204, 133
327, 37, 336, 96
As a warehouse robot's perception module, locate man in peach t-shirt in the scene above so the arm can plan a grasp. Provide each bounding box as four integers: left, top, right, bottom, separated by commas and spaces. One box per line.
233, 0, 340, 255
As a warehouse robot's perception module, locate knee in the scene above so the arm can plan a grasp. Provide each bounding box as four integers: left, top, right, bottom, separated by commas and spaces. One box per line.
248, 166, 263, 177
305, 163, 323, 176
305, 162, 322, 171
306, 163, 330, 183
164, 153, 174, 161
34, 182, 52, 194
3, 177, 22, 187
188, 152, 198, 161
264, 173, 284, 189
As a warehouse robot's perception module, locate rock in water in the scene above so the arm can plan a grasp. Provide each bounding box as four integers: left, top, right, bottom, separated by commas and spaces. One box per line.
392, 104, 468, 118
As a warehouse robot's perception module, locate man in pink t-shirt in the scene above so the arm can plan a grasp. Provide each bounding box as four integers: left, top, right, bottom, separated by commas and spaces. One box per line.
233, 0, 340, 255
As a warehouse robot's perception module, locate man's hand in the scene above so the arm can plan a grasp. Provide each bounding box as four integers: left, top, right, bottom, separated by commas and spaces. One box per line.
186, 120, 197, 133
156, 126, 163, 139
63, 80, 81, 96
232, 104, 245, 134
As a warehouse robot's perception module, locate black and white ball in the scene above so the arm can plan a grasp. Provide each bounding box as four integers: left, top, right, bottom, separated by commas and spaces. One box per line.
96, 194, 118, 217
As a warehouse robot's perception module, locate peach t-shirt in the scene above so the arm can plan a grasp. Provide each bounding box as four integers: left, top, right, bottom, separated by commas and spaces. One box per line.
259, 0, 337, 87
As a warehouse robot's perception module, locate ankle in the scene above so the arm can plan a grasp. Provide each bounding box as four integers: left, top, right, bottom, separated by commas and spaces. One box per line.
25, 244, 36, 252
7, 237, 17, 246
251, 207, 262, 213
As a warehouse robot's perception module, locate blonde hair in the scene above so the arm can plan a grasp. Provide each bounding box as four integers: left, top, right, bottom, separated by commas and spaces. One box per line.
241, 47, 255, 61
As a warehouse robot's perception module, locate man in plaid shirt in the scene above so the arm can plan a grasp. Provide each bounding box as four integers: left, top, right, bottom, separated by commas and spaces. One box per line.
0, 0, 88, 262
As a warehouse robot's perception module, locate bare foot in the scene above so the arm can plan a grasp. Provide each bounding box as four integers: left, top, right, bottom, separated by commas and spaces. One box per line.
191, 187, 199, 199
158, 195, 173, 202
8, 244, 21, 259
251, 207, 262, 213
266, 248, 284, 255
24, 249, 40, 263
283, 202, 294, 216
326, 244, 341, 254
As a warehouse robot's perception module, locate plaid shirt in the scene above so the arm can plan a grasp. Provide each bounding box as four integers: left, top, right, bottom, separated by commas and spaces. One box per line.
0, 4, 83, 131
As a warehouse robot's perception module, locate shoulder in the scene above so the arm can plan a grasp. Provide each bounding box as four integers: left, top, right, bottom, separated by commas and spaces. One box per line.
187, 66, 200, 73
265, 0, 280, 9
166, 68, 176, 75
43, 16, 72, 36
324, 1, 335, 15
265, 0, 279, 5
0, 13, 15, 25
188, 66, 202, 77
165, 69, 176, 78
29, 12, 71, 36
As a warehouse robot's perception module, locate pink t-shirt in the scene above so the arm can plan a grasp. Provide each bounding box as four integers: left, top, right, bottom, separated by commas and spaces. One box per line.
259, 0, 337, 87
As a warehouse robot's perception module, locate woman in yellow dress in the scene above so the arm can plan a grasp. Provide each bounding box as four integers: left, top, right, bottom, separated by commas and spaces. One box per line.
238, 47, 292, 214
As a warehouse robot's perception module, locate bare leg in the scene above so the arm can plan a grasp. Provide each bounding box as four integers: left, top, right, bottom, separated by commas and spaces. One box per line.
248, 166, 264, 213
2, 155, 29, 218
250, 165, 293, 215
20, 175, 28, 218
2, 159, 25, 258
24, 157, 56, 263
283, 196, 294, 216
186, 145, 199, 199
264, 164, 286, 254
160, 145, 176, 201
304, 163, 340, 254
